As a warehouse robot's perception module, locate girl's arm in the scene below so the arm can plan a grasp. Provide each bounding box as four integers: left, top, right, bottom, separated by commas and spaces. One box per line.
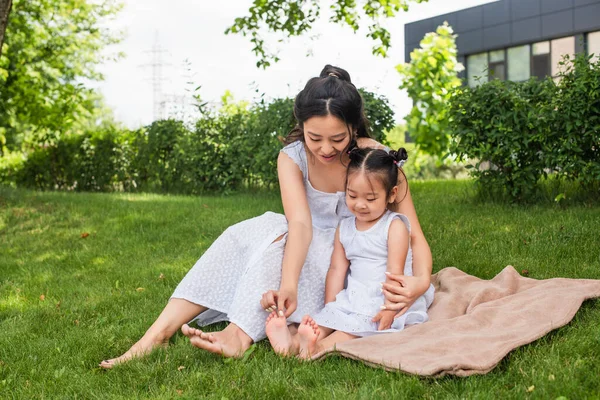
324, 226, 350, 304
273, 151, 313, 317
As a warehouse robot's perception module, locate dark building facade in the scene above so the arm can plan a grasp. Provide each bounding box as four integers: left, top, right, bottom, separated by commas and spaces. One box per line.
404, 0, 600, 86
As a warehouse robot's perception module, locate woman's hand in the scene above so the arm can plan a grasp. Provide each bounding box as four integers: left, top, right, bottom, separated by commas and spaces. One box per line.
260, 287, 298, 318
382, 273, 429, 318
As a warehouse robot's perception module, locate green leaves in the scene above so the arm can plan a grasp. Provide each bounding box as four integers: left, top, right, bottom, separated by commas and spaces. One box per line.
449, 52, 600, 201
0, 0, 123, 154
396, 22, 463, 158
227, 0, 428, 68
4, 88, 395, 194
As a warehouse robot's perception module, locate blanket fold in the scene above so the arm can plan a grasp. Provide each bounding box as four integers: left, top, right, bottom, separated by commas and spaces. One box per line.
312, 266, 600, 377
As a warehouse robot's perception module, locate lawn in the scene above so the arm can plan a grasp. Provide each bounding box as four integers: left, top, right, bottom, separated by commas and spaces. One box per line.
1, 181, 599, 399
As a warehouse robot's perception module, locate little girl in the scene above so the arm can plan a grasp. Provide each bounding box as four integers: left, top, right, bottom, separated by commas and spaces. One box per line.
265, 146, 432, 359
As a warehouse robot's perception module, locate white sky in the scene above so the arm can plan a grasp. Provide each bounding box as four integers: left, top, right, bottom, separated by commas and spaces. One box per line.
96, 0, 496, 128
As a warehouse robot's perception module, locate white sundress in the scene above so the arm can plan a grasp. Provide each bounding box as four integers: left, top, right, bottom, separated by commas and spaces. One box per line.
171, 140, 353, 341
313, 210, 435, 337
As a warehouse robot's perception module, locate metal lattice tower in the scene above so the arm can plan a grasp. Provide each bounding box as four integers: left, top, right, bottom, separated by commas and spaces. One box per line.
141, 32, 169, 121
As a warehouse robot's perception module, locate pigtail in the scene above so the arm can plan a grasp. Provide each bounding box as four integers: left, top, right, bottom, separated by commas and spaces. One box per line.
388, 147, 408, 168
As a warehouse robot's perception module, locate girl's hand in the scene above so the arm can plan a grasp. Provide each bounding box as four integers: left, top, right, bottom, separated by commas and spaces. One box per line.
382, 273, 429, 318
260, 287, 298, 318
372, 309, 396, 330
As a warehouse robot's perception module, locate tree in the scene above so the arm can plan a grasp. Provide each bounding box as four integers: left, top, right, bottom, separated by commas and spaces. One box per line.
0, 0, 122, 154
227, 0, 428, 68
0, 0, 10, 58
396, 22, 463, 157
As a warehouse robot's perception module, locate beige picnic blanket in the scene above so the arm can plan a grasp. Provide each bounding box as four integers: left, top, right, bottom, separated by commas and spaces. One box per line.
312, 266, 600, 377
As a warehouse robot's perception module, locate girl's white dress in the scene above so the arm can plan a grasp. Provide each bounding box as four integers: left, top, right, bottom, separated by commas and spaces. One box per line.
171, 141, 354, 341
313, 209, 434, 337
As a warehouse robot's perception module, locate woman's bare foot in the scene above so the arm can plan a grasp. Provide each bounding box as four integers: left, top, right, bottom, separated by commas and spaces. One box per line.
297, 315, 320, 360
265, 311, 295, 356
99, 337, 168, 369
183, 323, 252, 358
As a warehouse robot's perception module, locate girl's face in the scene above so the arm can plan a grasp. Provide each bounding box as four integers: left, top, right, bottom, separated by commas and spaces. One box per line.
346, 171, 398, 224
303, 115, 351, 165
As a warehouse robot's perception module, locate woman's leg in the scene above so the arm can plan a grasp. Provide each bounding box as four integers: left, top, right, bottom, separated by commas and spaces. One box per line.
181, 322, 253, 358
100, 298, 206, 368
184, 239, 287, 358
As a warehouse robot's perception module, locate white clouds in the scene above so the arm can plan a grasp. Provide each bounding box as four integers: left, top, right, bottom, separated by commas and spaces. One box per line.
96, 0, 496, 128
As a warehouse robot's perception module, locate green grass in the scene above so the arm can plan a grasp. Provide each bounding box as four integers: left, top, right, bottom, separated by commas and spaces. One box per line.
1, 181, 599, 399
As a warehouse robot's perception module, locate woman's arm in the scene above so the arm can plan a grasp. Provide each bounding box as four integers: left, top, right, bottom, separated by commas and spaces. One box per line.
384, 182, 432, 314
273, 151, 313, 316
324, 227, 350, 304
385, 219, 409, 277
373, 218, 409, 330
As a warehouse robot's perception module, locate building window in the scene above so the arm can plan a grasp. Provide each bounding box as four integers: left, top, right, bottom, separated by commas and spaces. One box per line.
532, 41, 550, 79
588, 31, 600, 62
467, 53, 488, 87
508, 45, 530, 81
488, 50, 506, 80
551, 36, 575, 76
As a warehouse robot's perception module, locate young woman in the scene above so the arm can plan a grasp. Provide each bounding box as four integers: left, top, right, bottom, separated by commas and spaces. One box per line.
100, 65, 433, 368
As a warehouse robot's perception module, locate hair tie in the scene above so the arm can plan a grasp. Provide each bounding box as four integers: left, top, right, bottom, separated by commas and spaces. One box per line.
328, 72, 338, 78
394, 159, 406, 168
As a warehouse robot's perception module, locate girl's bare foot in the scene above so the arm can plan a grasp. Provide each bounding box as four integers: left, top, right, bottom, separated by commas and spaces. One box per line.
99, 337, 168, 369
184, 323, 252, 358
297, 315, 320, 360
265, 311, 295, 356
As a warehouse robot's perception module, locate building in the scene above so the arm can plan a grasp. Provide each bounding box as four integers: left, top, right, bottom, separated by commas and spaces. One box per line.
404, 0, 600, 86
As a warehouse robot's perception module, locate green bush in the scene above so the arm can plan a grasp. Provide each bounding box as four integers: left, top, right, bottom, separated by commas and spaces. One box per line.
450, 78, 554, 200
548, 54, 600, 188
3, 89, 395, 194
133, 119, 190, 193
450, 52, 600, 201
14, 128, 140, 192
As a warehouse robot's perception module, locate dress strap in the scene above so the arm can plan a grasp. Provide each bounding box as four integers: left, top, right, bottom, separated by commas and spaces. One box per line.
280, 141, 308, 180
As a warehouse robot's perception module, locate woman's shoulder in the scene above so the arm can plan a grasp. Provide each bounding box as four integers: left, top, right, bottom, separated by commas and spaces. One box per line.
281, 140, 304, 152
357, 137, 386, 150
280, 140, 307, 176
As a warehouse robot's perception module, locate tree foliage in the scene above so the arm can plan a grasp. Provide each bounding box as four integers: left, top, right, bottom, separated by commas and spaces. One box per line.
396, 22, 463, 157
0, 0, 11, 57
0, 0, 122, 154
227, 0, 428, 68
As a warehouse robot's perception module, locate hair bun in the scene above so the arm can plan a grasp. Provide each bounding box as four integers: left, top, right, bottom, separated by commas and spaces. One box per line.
347, 147, 360, 161
319, 64, 352, 83
389, 147, 408, 162
396, 147, 408, 162
388, 147, 408, 168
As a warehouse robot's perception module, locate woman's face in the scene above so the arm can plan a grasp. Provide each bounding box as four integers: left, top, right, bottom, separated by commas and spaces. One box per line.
303, 115, 351, 165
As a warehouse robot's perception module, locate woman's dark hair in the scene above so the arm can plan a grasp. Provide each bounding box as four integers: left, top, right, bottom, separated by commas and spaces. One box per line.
346, 147, 409, 203
284, 65, 371, 147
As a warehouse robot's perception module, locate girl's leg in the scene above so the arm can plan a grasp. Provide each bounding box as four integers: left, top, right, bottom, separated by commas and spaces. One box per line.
265, 313, 305, 356
100, 298, 206, 369
297, 316, 355, 360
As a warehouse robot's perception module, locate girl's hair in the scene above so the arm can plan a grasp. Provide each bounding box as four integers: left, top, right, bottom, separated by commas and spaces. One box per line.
347, 147, 409, 202
284, 65, 371, 147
